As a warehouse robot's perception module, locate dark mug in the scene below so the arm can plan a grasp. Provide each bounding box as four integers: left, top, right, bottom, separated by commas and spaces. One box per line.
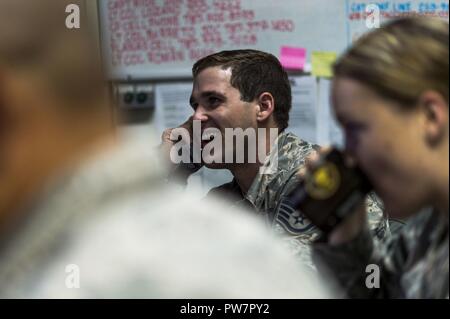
287, 148, 372, 235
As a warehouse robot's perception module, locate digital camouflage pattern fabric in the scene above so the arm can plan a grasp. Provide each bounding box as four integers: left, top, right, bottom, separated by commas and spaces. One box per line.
313, 208, 449, 298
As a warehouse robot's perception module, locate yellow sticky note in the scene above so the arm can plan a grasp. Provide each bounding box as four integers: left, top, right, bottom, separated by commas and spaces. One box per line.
311, 51, 337, 78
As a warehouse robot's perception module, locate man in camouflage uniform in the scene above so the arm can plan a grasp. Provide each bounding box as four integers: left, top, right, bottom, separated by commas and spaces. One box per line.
162, 50, 392, 266
206, 130, 389, 266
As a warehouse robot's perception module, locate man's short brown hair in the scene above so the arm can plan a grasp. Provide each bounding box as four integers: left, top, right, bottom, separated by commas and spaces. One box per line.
192, 49, 292, 131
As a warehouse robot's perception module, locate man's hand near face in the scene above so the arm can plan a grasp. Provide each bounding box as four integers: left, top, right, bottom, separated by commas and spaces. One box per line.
160, 116, 202, 182
160, 116, 193, 163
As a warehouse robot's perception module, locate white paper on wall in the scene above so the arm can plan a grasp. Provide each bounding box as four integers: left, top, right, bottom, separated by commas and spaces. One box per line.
154, 82, 194, 136
286, 75, 317, 144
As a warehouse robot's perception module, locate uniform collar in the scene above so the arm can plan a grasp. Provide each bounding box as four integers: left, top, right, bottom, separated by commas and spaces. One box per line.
245, 131, 300, 209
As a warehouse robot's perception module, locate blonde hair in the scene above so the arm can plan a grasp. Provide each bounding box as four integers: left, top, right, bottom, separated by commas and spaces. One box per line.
334, 17, 449, 107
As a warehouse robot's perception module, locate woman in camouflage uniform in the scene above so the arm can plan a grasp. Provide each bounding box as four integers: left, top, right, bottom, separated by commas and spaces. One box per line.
312, 17, 449, 298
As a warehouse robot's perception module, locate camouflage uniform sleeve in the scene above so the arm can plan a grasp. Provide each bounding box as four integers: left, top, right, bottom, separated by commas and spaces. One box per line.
365, 192, 390, 241
312, 227, 404, 298
311, 210, 436, 298
366, 193, 407, 240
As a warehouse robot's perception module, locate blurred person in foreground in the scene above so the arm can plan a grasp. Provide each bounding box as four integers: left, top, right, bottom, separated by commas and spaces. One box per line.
0, 0, 329, 298
309, 17, 449, 298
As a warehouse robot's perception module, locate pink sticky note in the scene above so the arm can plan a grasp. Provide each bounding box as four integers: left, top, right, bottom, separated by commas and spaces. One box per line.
279, 46, 306, 70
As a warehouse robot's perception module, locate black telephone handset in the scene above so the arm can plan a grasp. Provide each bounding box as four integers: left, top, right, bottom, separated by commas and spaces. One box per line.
184, 142, 203, 172
287, 148, 372, 235
167, 141, 202, 184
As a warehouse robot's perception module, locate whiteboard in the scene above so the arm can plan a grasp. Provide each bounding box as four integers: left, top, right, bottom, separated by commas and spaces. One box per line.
99, 0, 349, 79
99, 0, 449, 80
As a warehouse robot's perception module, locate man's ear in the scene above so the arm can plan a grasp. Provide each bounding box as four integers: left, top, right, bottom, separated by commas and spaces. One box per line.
418, 90, 449, 146
256, 92, 275, 122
